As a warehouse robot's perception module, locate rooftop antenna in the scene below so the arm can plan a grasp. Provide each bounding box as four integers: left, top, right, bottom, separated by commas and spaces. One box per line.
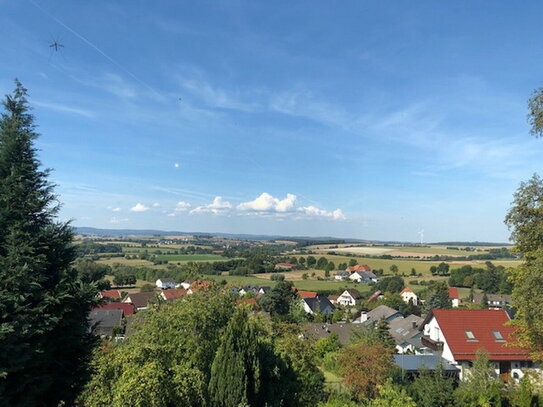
418, 230, 424, 245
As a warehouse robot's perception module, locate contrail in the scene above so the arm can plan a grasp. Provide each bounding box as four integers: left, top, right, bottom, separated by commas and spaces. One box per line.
29, 0, 161, 98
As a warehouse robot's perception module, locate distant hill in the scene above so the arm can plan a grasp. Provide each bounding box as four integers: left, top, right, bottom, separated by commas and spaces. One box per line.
74, 226, 367, 242
434, 241, 512, 246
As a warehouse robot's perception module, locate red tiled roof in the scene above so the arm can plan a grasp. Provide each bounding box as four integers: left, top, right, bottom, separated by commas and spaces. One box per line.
328, 295, 339, 301
95, 302, 135, 316
297, 290, 318, 299
161, 289, 187, 300
448, 287, 459, 299
367, 290, 382, 303
400, 288, 414, 294
276, 262, 297, 267
431, 309, 530, 361
346, 264, 371, 273
100, 289, 121, 299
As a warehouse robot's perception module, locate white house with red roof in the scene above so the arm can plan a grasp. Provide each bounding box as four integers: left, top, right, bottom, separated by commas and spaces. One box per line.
160, 288, 187, 301
421, 309, 537, 380
346, 264, 372, 273
448, 287, 460, 308
98, 289, 122, 300
400, 288, 419, 306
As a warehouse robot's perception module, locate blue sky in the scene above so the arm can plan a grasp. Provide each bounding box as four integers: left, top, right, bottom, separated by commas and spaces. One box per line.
1, 1, 542, 242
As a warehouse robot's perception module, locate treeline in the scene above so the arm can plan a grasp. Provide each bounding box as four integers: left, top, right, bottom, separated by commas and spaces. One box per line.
76, 240, 123, 256
448, 262, 513, 294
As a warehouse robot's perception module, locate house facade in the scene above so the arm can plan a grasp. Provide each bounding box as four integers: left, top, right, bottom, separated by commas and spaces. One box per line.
156, 278, 177, 290
400, 288, 419, 305
337, 289, 361, 306
421, 309, 537, 380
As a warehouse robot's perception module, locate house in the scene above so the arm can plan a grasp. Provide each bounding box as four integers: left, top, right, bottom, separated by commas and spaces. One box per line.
94, 301, 135, 317
122, 292, 157, 311
360, 305, 403, 326
160, 288, 187, 301
393, 355, 460, 378
230, 287, 240, 295
367, 290, 383, 303
335, 270, 351, 281
400, 288, 419, 306
328, 295, 339, 305
472, 293, 512, 309
297, 290, 318, 299
187, 280, 213, 294
448, 287, 460, 308
303, 323, 365, 345
349, 270, 379, 284
420, 309, 537, 380
258, 286, 271, 295
302, 295, 335, 315
346, 264, 372, 273
98, 289, 122, 300
389, 314, 425, 354
178, 280, 194, 290
274, 262, 297, 271
88, 309, 123, 337
239, 286, 259, 296
337, 289, 361, 306
156, 278, 177, 290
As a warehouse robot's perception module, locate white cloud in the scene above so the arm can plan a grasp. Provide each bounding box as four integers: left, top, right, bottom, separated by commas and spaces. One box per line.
174, 162, 180, 168
299, 206, 346, 220
152, 202, 161, 207
33, 100, 96, 119
237, 193, 297, 213
130, 203, 149, 212
107, 206, 121, 212
190, 196, 232, 215
175, 201, 191, 211
110, 217, 128, 224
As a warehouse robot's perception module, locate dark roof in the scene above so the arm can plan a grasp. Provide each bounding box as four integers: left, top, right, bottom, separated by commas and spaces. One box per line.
94, 302, 135, 316
472, 293, 512, 304
389, 314, 424, 344
393, 355, 460, 372
304, 323, 365, 345
88, 309, 123, 336
365, 305, 402, 322
157, 278, 176, 284
343, 289, 361, 299
303, 295, 335, 313
426, 309, 530, 361
259, 286, 271, 293
124, 292, 157, 308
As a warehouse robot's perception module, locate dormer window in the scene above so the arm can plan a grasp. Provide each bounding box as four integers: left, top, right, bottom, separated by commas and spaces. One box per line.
492, 330, 505, 342
465, 330, 478, 342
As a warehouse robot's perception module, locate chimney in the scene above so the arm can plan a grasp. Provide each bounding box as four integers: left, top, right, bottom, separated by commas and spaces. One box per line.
412, 321, 417, 329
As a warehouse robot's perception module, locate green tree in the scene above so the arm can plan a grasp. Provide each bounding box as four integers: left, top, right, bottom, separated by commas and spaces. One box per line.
316, 257, 329, 270
437, 262, 450, 276
409, 365, 455, 407
208, 310, 262, 407
424, 282, 452, 312
348, 259, 357, 267
367, 379, 416, 407
299, 257, 306, 266
307, 256, 317, 267
389, 264, 399, 275
528, 86, 543, 138
454, 349, 503, 407
315, 332, 341, 359
0, 81, 98, 406
375, 319, 396, 351
505, 174, 543, 360
260, 281, 296, 317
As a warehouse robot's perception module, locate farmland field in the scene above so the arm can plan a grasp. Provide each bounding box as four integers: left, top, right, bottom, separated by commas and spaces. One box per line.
155, 254, 225, 262
316, 245, 492, 257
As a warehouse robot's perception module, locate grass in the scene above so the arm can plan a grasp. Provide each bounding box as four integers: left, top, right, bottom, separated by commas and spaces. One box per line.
155, 254, 225, 262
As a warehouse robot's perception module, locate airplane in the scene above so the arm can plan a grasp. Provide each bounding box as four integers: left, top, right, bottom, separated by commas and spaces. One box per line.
49, 41, 64, 52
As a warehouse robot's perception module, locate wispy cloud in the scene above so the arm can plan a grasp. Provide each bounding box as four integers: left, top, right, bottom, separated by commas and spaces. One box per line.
33, 100, 96, 118
179, 78, 258, 112
109, 217, 128, 224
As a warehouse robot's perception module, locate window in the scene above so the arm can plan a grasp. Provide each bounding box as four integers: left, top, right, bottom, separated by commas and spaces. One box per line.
465, 330, 477, 341
492, 330, 505, 342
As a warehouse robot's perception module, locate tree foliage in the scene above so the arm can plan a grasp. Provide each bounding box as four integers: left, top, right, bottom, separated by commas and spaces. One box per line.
528, 86, 543, 138
0, 81, 98, 406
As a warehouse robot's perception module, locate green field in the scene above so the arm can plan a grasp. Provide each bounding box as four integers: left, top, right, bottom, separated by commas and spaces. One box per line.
156, 254, 225, 262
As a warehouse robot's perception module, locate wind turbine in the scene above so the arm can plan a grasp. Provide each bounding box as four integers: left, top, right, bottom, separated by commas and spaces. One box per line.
417, 230, 424, 245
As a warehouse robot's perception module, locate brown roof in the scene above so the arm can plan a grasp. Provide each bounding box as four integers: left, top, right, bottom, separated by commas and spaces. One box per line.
304, 323, 365, 345
161, 289, 187, 300
124, 292, 157, 308
100, 289, 121, 299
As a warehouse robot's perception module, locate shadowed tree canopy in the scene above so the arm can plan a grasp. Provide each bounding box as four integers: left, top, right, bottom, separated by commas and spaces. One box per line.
0, 80, 98, 406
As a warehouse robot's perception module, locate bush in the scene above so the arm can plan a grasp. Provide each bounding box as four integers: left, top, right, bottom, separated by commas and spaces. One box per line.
271, 273, 285, 281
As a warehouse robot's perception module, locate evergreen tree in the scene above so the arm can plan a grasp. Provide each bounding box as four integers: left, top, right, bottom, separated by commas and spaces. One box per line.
409, 365, 455, 407
424, 282, 452, 313
376, 318, 396, 351
208, 310, 261, 407
0, 81, 97, 406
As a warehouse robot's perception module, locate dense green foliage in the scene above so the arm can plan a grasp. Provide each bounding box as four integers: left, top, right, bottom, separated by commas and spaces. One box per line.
376, 276, 405, 293
0, 82, 98, 406
528, 87, 543, 138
